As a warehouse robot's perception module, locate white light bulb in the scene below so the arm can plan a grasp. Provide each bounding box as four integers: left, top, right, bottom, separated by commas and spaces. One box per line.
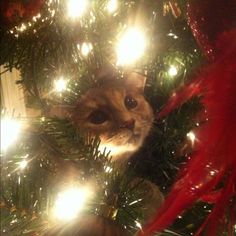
67, 0, 88, 18
19, 160, 28, 170
107, 0, 118, 13
116, 27, 146, 65
187, 131, 196, 144
54, 77, 68, 92
17, 23, 27, 32
104, 166, 113, 173
168, 65, 178, 77
81, 42, 93, 56
135, 221, 142, 230
53, 187, 91, 221
1, 118, 21, 151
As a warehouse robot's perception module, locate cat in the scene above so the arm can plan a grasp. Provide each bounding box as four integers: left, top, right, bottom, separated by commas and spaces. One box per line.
72, 72, 154, 161
48, 72, 163, 227
49, 72, 153, 161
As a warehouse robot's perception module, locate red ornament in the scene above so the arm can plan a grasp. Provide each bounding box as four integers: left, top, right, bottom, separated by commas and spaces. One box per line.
139, 1, 236, 235
0, 0, 45, 27
186, 0, 236, 60
141, 28, 236, 236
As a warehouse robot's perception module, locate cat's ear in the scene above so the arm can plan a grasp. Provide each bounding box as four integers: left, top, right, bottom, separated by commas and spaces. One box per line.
95, 64, 117, 85
125, 72, 147, 93
47, 105, 75, 119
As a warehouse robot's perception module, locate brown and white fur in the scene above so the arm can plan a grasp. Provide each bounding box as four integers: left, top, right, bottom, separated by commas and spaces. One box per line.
72, 73, 153, 161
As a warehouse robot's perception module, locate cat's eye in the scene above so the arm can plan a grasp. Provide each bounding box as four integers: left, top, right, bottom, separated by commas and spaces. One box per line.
125, 95, 138, 109
89, 110, 108, 124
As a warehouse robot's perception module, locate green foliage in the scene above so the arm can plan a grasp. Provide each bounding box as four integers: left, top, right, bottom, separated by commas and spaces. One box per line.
1, 117, 150, 234
1, 0, 208, 235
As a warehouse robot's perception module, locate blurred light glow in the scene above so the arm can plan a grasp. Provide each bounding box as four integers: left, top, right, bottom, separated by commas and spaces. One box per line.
19, 160, 28, 170
168, 65, 178, 77
104, 166, 113, 173
89, 11, 96, 23
98, 143, 137, 161
116, 27, 146, 65
54, 77, 68, 92
67, 0, 88, 18
81, 42, 93, 56
53, 186, 91, 221
135, 221, 142, 230
168, 32, 178, 39
107, 0, 118, 13
1, 118, 21, 151
17, 23, 27, 32
187, 131, 196, 144
129, 199, 142, 206
32, 13, 41, 22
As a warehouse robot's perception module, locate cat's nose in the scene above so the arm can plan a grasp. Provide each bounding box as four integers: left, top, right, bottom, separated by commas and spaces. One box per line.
120, 119, 135, 131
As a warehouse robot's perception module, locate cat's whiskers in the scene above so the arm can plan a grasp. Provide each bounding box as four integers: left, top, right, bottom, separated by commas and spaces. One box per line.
105, 131, 133, 144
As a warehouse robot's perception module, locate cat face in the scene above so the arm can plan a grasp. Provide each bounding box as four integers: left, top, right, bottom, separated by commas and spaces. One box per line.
73, 73, 153, 161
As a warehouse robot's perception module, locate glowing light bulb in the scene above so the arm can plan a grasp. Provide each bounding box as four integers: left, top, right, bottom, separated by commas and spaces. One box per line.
81, 42, 93, 56
107, 0, 118, 13
1, 118, 21, 151
53, 186, 91, 221
32, 13, 41, 22
168, 65, 178, 77
67, 0, 88, 18
17, 23, 27, 32
167, 32, 178, 39
116, 27, 146, 65
54, 77, 68, 92
19, 160, 28, 170
187, 131, 196, 144
104, 166, 113, 173
135, 221, 142, 230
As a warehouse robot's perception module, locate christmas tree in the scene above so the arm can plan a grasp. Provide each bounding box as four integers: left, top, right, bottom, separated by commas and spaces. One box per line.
1, 0, 235, 236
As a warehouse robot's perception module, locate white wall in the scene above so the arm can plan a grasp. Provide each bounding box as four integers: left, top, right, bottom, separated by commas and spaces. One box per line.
0, 66, 27, 117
